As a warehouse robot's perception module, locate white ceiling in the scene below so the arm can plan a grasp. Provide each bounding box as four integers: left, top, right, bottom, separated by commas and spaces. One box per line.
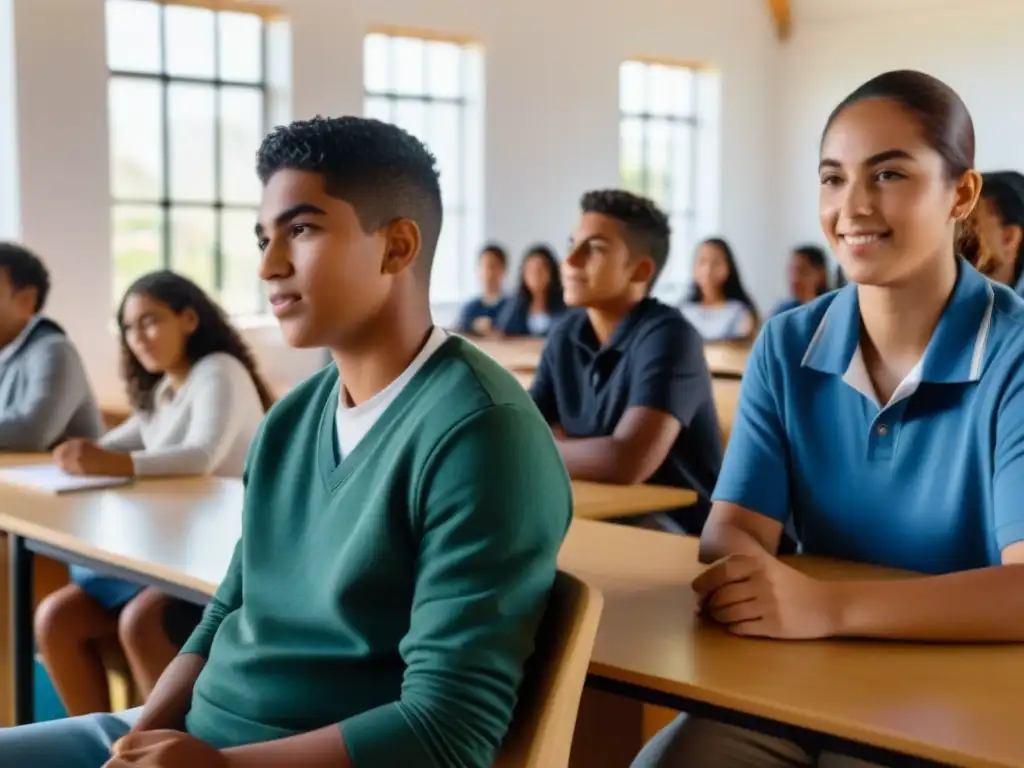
792, 0, 1015, 22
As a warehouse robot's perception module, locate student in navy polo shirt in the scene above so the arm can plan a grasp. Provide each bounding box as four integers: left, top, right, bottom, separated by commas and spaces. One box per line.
635, 70, 1024, 768
529, 189, 722, 533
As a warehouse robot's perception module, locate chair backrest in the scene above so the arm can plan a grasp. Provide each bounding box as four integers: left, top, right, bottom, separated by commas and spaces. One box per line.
493, 570, 604, 768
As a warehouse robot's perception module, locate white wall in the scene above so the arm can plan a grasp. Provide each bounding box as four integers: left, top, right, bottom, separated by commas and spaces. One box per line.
778, 1, 1024, 264
4, 0, 780, 397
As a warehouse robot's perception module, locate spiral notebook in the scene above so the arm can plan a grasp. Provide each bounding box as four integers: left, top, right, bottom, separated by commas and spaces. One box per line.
0, 464, 132, 495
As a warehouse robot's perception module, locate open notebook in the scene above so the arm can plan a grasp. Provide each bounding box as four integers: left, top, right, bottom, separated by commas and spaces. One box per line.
0, 463, 132, 494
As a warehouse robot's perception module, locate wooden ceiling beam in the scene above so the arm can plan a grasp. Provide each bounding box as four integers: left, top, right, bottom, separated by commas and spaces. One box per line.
767, 0, 792, 40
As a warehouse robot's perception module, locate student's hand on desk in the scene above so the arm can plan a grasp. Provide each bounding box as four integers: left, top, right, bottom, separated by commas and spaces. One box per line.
53, 439, 134, 477
105, 730, 227, 768
692, 552, 840, 640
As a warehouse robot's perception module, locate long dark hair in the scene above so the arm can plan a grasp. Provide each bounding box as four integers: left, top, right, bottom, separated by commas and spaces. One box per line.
823, 70, 990, 273
793, 244, 831, 296
981, 172, 1024, 285
517, 244, 565, 314
686, 238, 760, 323
117, 270, 275, 414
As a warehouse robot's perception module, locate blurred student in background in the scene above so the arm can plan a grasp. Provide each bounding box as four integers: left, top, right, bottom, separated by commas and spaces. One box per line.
455, 243, 509, 335
976, 172, 1024, 296
39, 270, 272, 715
679, 238, 759, 342
769, 244, 832, 317
0, 242, 102, 450
495, 243, 566, 336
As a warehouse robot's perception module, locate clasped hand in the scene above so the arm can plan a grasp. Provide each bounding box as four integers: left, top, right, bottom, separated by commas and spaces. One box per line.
102, 730, 227, 768
692, 551, 841, 639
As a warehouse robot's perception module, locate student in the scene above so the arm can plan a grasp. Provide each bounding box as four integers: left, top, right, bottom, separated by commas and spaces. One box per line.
976, 171, 1024, 296
455, 242, 509, 335
0, 116, 570, 768
769, 244, 831, 317
495, 243, 566, 336
530, 190, 721, 534
635, 70, 1024, 768
0, 242, 103, 449
35, 270, 273, 716
679, 237, 759, 341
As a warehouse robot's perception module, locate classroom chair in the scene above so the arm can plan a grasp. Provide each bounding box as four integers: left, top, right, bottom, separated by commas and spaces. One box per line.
494, 570, 604, 768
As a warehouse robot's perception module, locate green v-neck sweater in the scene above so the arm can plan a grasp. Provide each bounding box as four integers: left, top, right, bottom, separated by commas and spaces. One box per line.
180, 336, 572, 767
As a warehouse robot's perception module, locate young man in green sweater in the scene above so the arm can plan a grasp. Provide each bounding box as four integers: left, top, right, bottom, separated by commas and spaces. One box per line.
0, 117, 572, 768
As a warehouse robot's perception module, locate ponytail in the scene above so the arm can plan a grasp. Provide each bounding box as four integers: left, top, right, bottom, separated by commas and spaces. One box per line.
957, 206, 994, 275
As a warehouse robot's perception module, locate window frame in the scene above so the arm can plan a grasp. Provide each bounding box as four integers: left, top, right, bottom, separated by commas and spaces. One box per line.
619, 58, 709, 296
107, 0, 272, 312
362, 27, 480, 304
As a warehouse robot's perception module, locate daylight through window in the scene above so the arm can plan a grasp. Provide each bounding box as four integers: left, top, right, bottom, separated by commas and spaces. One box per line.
107, 0, 269, 315
363, 31, 483, 304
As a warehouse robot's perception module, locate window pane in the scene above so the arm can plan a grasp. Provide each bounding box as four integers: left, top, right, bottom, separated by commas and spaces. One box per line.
666, 67, 694, 118
168, 83, 216, 202
106, 0, 161, 73
169, 207, 216, 292
426, 42, 461, 99
645, 120, 672, 208
670, 121, 694, 214
430, 213, 460, 304
112, 205, 164, 303
165, 5, 216, 78
364, 96, 392, 123
392, 37, 425, 96
109, 78, 163, 201
620, 61, 646, 115
218, 11, 263, 83
647, 65, 679, 117
393, 99, 427, 144
364, 34, 390, 93
220, 87, 264, 204
427, 103, 461, 207
619, 117, 644, 194
221, 209, 260, 315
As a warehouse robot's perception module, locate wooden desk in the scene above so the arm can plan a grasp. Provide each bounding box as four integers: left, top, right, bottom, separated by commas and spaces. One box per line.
572, 482, 695, 521
463, 335, 544, 373
560, 520, 1024, 768
0, 466, 693, 724
703, 341, 750, 380
712, 378, 741, 444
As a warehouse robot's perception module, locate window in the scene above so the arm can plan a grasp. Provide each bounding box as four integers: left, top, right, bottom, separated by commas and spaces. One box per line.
619, 60, 720, 299
106, 0, 270, 315
363, 31, 483, 304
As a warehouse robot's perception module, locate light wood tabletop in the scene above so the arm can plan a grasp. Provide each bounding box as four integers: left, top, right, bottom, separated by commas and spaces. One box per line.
463, 335, 544, 372
559, 519, 1024, 768
572, 481, 696, 521
703, 341, 750, 379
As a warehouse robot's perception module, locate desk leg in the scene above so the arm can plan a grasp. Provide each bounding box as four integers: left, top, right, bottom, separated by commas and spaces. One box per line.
9, 534, 35, 725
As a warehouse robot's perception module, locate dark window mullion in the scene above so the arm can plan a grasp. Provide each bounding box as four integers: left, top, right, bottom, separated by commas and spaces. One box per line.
159, 2, 172, 270
212, 10, 224, 292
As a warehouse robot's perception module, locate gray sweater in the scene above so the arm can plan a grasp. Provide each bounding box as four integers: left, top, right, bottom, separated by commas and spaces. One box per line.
0, 316, 103, 450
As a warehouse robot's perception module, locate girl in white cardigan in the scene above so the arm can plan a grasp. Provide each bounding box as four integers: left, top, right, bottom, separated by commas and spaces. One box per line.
37, 270, 274, 715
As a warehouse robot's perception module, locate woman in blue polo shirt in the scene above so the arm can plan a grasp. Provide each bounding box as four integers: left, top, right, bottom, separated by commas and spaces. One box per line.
635, 70, 1024, 767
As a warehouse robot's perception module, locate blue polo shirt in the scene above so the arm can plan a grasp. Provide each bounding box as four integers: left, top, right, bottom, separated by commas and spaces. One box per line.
715, 259, 1024, 574
531, 298, 722, 530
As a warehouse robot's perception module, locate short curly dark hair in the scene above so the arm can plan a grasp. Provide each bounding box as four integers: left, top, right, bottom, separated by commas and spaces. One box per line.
256, 116, 443, 280
580, 190, 671, 286
0, 242, 50, 312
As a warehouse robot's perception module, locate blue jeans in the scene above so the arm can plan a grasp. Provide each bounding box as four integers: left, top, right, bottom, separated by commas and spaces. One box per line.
0, 708, 142, 768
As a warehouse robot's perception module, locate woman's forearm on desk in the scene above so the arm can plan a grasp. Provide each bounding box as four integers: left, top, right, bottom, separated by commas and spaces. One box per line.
833, 564, 1024, 642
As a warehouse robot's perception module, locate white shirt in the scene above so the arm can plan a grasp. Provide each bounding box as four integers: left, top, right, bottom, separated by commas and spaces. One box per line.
680, 300, 753, 341
335, 327, 449, 459
100, 352, 265, 477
